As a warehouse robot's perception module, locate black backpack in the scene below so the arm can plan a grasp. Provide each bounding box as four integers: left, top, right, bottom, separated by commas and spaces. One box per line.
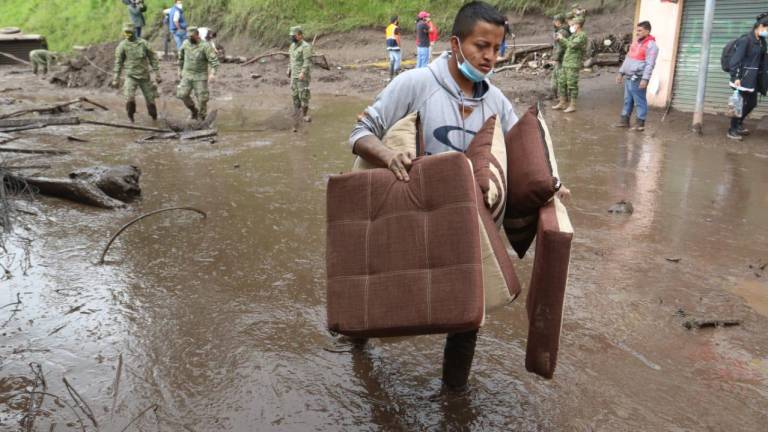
721, 34, 747, 72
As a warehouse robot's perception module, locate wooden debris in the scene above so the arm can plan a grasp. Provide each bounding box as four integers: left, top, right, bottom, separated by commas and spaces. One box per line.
0, 97, 108, 120
0, 116, 80, 128
66, 135, 89, 142
593, 52, 621, 66
0, 51, 31, 65
0, 147, 70, 155
242, 51, 331, 70
180, 129, 217, 140
0, 87, 22, 93
5, 175, 126, 209
80, 119, 171, 133
683, 319, 741, 329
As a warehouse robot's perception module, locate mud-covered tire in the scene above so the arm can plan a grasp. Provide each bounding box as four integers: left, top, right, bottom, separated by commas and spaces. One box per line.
0, 27, 21, 35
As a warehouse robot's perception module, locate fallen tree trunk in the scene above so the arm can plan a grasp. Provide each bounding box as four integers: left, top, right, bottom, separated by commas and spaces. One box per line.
5, 175, 126, 209
0, 51, 31, 66
593, 52, 621, 66
180, 129, 217, 140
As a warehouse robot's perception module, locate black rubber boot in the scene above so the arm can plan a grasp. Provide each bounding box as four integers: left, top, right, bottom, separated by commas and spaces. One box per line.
736, 120, 750, 136
147, 103, 158, 121
613, 115, 630, 128
302, 106, 311, 123
182, 98, 198, 120
442, 330, 478, 390
634, 119, 645, 131
126, 101, 136, 123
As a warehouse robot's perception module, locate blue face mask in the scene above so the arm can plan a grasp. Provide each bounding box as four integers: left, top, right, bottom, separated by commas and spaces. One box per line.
760, 30, 768, 38
455, 37, 493, 83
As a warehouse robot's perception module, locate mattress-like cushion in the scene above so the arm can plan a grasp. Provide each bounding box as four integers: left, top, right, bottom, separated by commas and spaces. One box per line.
504, 106, 560, 258
352, 112, 420, 171
327, 152, 484, 338
525, 197, 573, 379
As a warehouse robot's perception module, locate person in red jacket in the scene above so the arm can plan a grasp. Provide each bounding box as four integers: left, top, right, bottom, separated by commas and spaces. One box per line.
427, 15, 439, 57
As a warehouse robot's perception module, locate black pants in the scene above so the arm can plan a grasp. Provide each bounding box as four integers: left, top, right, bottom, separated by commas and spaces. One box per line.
442, 329, 478, 389
730, 90, 759, 130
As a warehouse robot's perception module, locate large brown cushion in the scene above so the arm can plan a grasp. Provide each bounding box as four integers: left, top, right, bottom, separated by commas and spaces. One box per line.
504, 106, 560, 258
327, 152, 484, 338
525, 197, 573, 379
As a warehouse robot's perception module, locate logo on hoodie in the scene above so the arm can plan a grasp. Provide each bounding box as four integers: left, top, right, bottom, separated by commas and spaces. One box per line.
432, 126, 476, 153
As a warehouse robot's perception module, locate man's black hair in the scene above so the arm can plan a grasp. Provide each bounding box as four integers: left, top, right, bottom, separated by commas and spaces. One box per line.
637, 21, 651, 32
390, 16, 399, 24
451, 1, 506, 39
757, 12, 768, 26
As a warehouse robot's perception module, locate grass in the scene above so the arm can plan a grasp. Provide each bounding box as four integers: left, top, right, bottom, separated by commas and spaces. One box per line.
1, 0, 627, 51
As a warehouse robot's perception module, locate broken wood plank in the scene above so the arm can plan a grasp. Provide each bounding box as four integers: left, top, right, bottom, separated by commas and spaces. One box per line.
80, 120, 171, 133
0, 98, 108, 120
0, 123, 46, 133
180, 129, 217, 140
0, 51, 31, 65
0, 116, 80, 128
0, 147, 70, 155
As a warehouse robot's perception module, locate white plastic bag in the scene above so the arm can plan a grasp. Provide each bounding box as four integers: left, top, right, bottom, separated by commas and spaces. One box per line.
726, 90, 743, 118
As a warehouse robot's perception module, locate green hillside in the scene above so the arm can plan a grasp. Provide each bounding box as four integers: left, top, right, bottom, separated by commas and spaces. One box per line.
1, 0, 619, 51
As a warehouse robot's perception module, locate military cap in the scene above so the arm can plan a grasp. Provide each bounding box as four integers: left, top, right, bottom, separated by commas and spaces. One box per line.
553, 14, 566, 21
122, 23, 134, 33
572, 16, 586, 25
289, 26, 303, 36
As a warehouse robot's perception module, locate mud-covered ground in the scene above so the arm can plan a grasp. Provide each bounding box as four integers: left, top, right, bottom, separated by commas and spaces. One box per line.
2, 14, 768, 431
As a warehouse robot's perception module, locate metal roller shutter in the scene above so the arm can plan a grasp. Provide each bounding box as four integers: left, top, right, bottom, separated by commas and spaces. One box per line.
672, 0, 767, 118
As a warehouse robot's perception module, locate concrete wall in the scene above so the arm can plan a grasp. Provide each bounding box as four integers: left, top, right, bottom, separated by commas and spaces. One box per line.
636, 0, 684, 107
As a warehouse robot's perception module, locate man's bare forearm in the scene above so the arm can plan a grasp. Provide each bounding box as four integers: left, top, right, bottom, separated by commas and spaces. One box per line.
352, 135, 394, 168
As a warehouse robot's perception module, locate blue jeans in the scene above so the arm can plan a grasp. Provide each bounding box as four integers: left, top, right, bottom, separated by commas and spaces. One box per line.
173, 30, 187, 50
622, 77, 648, 121
134, 26, 142, 39
416, 47, 430, 68
388, 49, 401, 74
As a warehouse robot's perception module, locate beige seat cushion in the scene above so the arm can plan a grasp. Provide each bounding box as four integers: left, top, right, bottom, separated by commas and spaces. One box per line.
352, 112, 419, 172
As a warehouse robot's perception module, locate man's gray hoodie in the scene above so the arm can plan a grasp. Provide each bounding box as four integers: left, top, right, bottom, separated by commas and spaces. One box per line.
350, 52, 518, 155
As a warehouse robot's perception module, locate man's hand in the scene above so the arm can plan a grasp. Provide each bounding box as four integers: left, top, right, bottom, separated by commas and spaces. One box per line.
734, 79, 741, 88
615, 74, 623, 85
208, 72, 215, 82
387, 151, 413, 182
639, 79, 648, 89
556, 185, 571, 203
298, 72, 305, 81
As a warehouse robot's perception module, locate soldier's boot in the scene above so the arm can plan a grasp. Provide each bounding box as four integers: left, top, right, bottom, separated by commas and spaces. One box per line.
563, 99, 577, 113
292, 103, 301, 132
633, 119, 645, 132
126, 101, 137, 123
552, 96, 568, 110
182, 97, 198, 120
302, 106, 311, 123
147, 103, 158, 121
613, 115, 630, 128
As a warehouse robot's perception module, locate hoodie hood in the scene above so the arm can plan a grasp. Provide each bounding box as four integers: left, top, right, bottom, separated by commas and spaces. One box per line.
427, 52, 491, 102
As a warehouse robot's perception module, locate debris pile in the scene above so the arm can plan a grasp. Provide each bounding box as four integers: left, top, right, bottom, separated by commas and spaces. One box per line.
50, 42, 118, 88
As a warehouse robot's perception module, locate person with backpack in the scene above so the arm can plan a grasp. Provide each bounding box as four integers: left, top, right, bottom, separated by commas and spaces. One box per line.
122, 0, 147, 39
614, 21, 658, 132
724, 13, 768, 140
168, 0, 188, 51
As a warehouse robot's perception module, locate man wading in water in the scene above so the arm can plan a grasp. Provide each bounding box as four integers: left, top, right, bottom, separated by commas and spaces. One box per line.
349, 1, 518, 390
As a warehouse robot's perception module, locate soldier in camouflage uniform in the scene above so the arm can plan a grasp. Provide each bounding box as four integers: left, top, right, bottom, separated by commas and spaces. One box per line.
177, 27, 219, 120
29, 49, 57, 76
287, 26, 312, 131
551, 14, 570, 98
112, 23, 161, 122
553, 15, 587, 113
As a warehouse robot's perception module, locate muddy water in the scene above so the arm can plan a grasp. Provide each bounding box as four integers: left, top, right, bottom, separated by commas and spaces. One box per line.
2, 78, 768, 431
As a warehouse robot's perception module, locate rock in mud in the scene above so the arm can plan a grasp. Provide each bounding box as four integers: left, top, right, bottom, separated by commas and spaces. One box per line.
69, 165, 141, 202
608, 200, 634, 214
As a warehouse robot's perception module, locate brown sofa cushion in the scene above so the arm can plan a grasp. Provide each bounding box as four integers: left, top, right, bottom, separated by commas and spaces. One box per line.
525, 197, 573, 379
504, 105, 560, 258
465, 115, 507, 225
327, 152, 484, 338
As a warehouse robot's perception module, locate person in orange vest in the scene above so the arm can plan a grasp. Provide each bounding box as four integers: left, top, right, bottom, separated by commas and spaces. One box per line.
385, 16, 402, 80
614, 21, 658, 131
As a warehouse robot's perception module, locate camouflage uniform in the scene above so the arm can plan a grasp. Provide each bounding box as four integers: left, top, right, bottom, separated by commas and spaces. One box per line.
557, 29, 587, 101
289, 26, 312, 123
113, 23, 160, 121
176, 27, 220, 120
29, 49, 56, 75
551, 17, 571, 96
